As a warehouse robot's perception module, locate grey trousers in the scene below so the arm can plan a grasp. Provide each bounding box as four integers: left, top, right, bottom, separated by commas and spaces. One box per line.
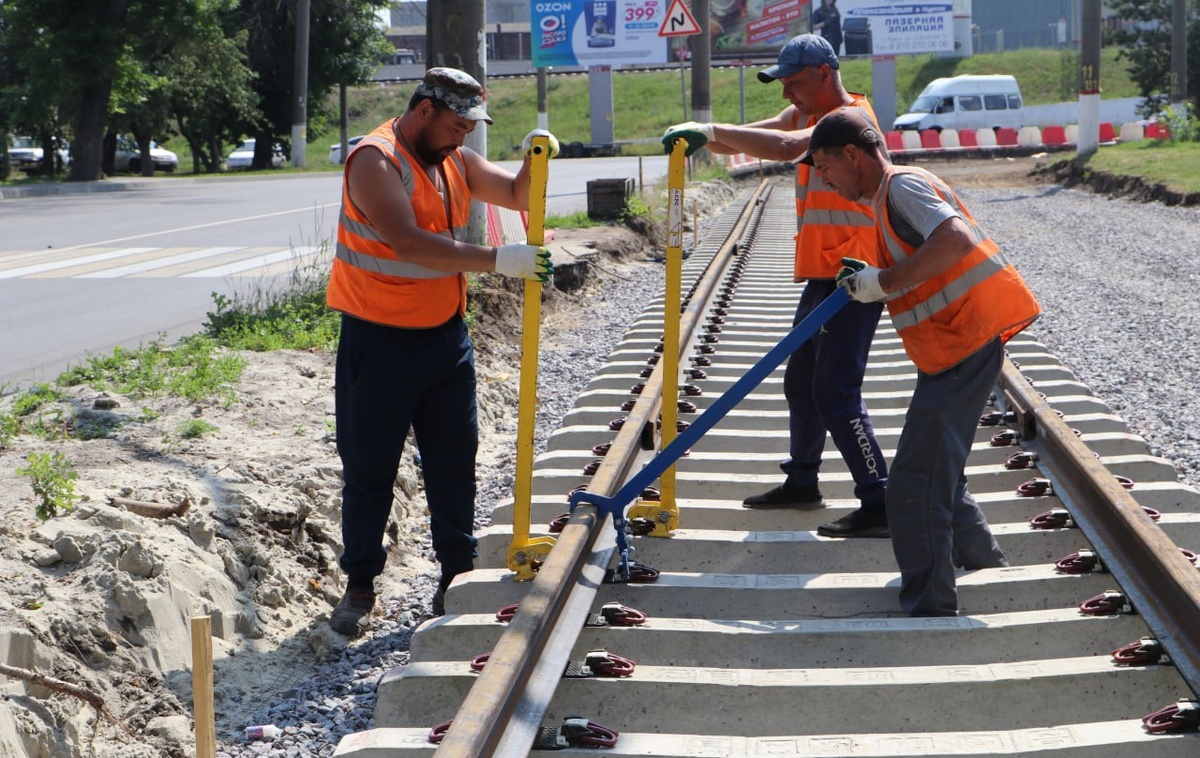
887, 337, 1009, 616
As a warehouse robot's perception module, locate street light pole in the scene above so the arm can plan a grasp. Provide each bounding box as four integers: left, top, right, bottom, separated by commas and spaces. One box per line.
291, 0, 311, 168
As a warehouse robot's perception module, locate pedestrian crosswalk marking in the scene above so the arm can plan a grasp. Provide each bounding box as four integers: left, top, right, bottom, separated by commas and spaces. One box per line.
0, 244, 330, 279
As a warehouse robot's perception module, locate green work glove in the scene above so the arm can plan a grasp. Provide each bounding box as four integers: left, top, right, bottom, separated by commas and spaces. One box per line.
496, 243, 553, 283
837, 257, 887, 302
662, 122, 713, 156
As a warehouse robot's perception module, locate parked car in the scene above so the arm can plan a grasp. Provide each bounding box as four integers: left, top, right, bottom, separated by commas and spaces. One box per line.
8, 136, 70, 174
226, 139, 286, 169
113, 137, 178, 173
328, 135, 365, 165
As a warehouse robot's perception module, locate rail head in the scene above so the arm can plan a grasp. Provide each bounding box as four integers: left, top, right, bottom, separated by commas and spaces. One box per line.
1000, 358, 1200, 696
434, 180, 774, 756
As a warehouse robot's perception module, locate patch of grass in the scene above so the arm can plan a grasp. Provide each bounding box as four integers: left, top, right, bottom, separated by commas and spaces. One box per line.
1077, 140, 1200, 195
18, 451, 77, 521
13, 384, 64, 417
58, 334, 245, 407
546, 210, 606, 229
177, 419, 219, 439
303, 47, 1141, 165
204, 239, 340, 352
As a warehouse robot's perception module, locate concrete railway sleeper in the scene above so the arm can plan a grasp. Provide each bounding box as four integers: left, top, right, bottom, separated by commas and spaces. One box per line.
335, 180, 1200, 757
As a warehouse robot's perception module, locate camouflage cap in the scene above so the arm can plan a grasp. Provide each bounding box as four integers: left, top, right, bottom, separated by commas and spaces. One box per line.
415, 67, 493, 124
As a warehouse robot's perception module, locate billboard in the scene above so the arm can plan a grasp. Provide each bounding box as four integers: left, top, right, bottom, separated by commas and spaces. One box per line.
812, 1, 956, 57
529, 1, 958, 66
532, 1, 669, 67
710, 1, 958, 58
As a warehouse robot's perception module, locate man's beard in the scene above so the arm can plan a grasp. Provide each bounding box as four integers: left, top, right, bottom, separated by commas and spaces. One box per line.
414, 133, 453, 166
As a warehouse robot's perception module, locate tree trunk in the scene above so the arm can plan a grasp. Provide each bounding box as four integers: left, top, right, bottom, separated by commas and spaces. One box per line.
69, 80, 114, 181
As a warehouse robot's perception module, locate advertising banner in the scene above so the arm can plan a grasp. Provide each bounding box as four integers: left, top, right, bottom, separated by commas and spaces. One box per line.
532, 1, 670, 67
711, 1, 957, 58
812, 1, 955, 57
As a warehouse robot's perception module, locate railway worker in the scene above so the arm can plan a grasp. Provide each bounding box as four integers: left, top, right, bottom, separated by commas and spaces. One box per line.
662, 34, 889, 538
801, 107, 1041, 616
326, 67, 557, 636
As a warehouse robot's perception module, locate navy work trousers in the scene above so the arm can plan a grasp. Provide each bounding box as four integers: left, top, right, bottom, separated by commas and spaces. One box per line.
888, 337, 1008, 616
782, 278, 888, 510
335, 313, 479, 585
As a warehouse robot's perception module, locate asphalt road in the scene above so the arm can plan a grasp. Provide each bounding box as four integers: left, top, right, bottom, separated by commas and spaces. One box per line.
0, 155, 668, 388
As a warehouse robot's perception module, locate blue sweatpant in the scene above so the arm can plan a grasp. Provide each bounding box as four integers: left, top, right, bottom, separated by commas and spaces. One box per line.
888, 337, 1008, 616
335, 313, 479, 585
782, 278, 888, 510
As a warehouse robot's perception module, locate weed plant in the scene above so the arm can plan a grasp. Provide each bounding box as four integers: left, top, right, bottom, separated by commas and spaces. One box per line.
204, 237, 340, 351
178, 419, 219, 439
58, 334, 245, 406
18, 451, 77, 520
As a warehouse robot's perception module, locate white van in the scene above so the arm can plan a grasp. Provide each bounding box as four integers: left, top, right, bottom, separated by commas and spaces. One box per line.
893, 75, 1024, 132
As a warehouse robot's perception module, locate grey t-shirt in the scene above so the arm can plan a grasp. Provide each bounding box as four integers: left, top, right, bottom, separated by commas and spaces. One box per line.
884, 173, 960, 248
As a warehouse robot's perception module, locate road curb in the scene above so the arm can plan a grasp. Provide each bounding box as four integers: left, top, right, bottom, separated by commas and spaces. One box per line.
0, 178, 165, 199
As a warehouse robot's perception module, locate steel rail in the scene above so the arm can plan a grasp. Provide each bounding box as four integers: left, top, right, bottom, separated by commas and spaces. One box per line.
1000, 360, 1200, 694
432, 180, 773, 757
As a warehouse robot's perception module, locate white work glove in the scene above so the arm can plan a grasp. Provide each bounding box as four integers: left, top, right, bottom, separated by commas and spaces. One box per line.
521, 129, 560, 159
495, 243, 553, 282
836, 257, 888, 303
662, 122, 714, 156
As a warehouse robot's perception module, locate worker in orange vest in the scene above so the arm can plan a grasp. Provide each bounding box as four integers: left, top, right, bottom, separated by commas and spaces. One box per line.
663, 34, 889, 539
326, 67, 557, 636
802, 107, 1041, 615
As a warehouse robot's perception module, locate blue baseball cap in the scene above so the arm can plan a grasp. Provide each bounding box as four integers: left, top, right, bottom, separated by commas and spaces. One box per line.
758, 34, 839, 83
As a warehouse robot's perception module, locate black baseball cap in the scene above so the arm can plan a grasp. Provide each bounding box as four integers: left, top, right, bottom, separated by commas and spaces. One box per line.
798, 107, 881, 165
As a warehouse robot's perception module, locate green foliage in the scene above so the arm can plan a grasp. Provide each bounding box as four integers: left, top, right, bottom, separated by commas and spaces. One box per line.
1159, 101, 1198, 143
0, 412, 18, 448
620, 194, 652, 222
13, 384, 63, 416
177, 419, 219, 439
1106, 0, 1200, 119
203, 241, 340, 351
57, 335, 245, 406
546, 210, 605, 229
18, 452, 77, 521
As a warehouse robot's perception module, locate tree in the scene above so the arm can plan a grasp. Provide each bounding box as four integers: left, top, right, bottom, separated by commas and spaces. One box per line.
1107, 0, 1200, 118
227, 0, 391, 169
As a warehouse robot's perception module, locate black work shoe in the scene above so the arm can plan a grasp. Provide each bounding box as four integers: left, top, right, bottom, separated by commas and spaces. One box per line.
329, 589, 376, 636
430, 572, 458, 617
742, 483, 824, 509
816, 508, 890, 538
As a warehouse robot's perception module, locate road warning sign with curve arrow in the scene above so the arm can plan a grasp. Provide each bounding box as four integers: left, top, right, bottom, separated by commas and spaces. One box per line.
658, 0, 701, 37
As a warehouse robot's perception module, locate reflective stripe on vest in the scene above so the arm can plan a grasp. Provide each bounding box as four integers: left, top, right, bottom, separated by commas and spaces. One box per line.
874, 165, 1040, 374
793, 95, 882, 280
327, 119, 471, 328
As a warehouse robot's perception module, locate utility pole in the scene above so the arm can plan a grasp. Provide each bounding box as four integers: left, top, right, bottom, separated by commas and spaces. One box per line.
691, 0, 712, 127
427, 0, 487, 244
1171, 0, 1187, 105
291, 0, 310, 168
537, 68, 548, 131
1077, 0, 1101, 156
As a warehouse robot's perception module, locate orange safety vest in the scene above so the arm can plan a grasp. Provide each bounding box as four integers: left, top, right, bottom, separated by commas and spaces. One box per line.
327, 119, 470, 329
794, 94, 883, 280
874, 165, 1041, 375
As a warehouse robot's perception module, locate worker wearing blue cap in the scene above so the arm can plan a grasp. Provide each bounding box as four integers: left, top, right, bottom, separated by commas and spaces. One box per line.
663, 34, 889, 539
